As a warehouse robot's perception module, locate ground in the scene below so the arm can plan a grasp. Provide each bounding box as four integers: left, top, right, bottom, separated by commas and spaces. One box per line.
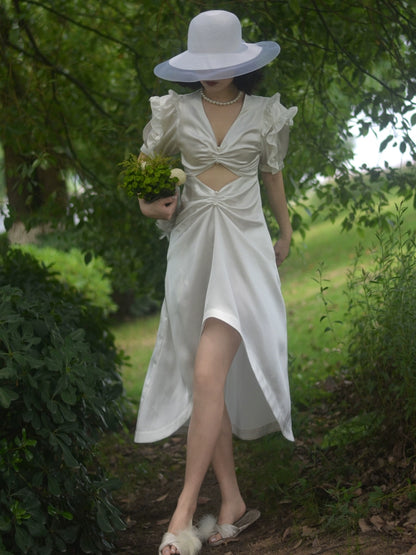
107, 427, 416, 555
101, 379, 416, 555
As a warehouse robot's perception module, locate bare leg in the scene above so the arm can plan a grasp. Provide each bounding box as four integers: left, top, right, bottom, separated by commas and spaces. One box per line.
161, 318, 241, 555
211, 409, 246, 526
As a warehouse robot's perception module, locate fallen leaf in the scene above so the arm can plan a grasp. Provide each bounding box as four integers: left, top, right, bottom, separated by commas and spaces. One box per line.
405, 508, 416, 525
172, 437, 183, 443
369, 514, 385, 531
311, 536, 322, 554
302, 525, 315, 537
385, 519, 399, 532
155, 493, 168, 503
125, 516, 137, 528
358, 518, 372, 533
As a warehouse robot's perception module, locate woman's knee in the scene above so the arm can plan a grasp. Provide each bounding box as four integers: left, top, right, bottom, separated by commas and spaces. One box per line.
193, 366, 225, 400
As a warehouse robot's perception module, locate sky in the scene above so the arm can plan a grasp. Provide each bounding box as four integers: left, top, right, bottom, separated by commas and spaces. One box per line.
351, 121, 415, 169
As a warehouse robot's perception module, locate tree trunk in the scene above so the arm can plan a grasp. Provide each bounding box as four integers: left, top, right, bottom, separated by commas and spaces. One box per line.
4, 145, 68, 220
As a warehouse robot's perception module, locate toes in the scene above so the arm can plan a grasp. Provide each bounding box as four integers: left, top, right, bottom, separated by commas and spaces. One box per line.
209, 533, 221, 544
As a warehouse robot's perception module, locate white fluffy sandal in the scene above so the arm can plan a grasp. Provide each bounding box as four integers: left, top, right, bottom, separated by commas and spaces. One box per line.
196, 514, 217, 542
158, 526, 202, 555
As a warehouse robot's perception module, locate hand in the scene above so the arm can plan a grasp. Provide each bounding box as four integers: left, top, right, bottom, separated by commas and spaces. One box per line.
138, 194, 178, 220
274, 237, 291, 267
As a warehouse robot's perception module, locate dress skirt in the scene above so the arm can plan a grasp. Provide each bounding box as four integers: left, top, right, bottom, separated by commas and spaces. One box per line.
134, 175, 294, 443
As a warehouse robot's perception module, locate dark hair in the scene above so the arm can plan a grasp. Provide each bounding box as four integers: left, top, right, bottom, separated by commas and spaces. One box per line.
234, 69, 263, 95
176, 81, 201, 90
176, 68, 264, 95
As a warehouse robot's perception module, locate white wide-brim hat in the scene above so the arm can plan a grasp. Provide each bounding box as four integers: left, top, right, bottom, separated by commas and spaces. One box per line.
154, 10, 280, 82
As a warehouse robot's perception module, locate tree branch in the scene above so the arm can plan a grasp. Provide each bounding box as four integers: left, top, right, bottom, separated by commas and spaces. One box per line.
311, 0, 408, 102
9, 0, 119, 121
22, 0, 151, 95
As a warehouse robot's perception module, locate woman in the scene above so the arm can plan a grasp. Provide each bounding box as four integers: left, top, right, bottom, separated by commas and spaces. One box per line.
134, 10, 297, 555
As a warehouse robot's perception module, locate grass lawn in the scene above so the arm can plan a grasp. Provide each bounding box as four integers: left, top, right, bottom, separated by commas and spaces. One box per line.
112, 314, 160, 402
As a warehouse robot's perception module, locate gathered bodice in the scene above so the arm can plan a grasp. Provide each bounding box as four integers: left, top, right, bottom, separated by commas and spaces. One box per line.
179, 92, 262, 177
141, 89, 297, 177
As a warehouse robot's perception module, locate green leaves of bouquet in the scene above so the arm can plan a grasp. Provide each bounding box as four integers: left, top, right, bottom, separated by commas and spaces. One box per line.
119, 154, 186, 202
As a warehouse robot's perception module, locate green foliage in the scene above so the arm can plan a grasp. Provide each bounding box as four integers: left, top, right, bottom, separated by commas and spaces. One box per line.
240, 0, 416, 233
235, 434, 297, 509
314, 164, 416, 233
0, 144, 5, 199
119, 154, 183, 201
1, 0, 415, 304
1, 2, 415, 205
0, 248, 126, 553
345, 205, 416, 443
13, 244, 117, 316
321, 482, 368, 532
321, 413, 379, 449
66, 186, 168, 304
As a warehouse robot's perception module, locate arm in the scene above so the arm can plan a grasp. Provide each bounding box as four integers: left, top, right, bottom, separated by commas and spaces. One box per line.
261, 170, 292, 266
137, 152, 178, 220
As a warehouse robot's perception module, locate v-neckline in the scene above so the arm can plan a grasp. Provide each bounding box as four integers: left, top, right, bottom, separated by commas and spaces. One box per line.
200, 92, 247, 148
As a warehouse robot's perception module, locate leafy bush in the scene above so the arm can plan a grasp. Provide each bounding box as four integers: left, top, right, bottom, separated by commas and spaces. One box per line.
346, 205, 416, 443
62, 187, 169, 316
0, 247, 126, 554
13, 244, 116, 316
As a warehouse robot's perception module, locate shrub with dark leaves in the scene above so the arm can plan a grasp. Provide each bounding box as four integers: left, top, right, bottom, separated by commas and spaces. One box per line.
0, 247, 125, 554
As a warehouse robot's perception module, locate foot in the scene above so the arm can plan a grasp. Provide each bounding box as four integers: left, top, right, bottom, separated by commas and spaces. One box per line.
160, 540, 178, 555
159, 527, 202, 555
208, 500, 247, 545
160, 501, 197, 555
208, 508, 260, 546
218, 499, 247, 526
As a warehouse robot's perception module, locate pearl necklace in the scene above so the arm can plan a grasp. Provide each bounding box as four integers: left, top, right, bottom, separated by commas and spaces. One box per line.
201, 89, 243, 106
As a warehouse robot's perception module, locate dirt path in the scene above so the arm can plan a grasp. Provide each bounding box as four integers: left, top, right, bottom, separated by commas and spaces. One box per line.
109, 434, 416, 554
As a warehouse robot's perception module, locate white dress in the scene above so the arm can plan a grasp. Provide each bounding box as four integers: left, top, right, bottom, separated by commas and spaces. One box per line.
134, 89, 297, 443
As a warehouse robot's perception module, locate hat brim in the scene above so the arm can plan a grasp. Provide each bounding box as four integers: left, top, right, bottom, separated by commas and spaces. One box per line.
154, 41, 280, 82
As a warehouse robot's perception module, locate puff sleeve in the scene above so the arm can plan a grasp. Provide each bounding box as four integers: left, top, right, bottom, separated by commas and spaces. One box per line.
259, 93, 297, 174
140, 90, 180, 157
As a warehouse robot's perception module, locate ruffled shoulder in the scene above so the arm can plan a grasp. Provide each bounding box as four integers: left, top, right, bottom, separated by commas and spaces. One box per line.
141, 90, 180, 157
262, 93, 297, 135
147, 90, 179, 132
260, 93, 298, 174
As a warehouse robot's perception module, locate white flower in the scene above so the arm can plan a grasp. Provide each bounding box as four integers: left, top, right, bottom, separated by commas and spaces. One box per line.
170, 168, 186, 186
